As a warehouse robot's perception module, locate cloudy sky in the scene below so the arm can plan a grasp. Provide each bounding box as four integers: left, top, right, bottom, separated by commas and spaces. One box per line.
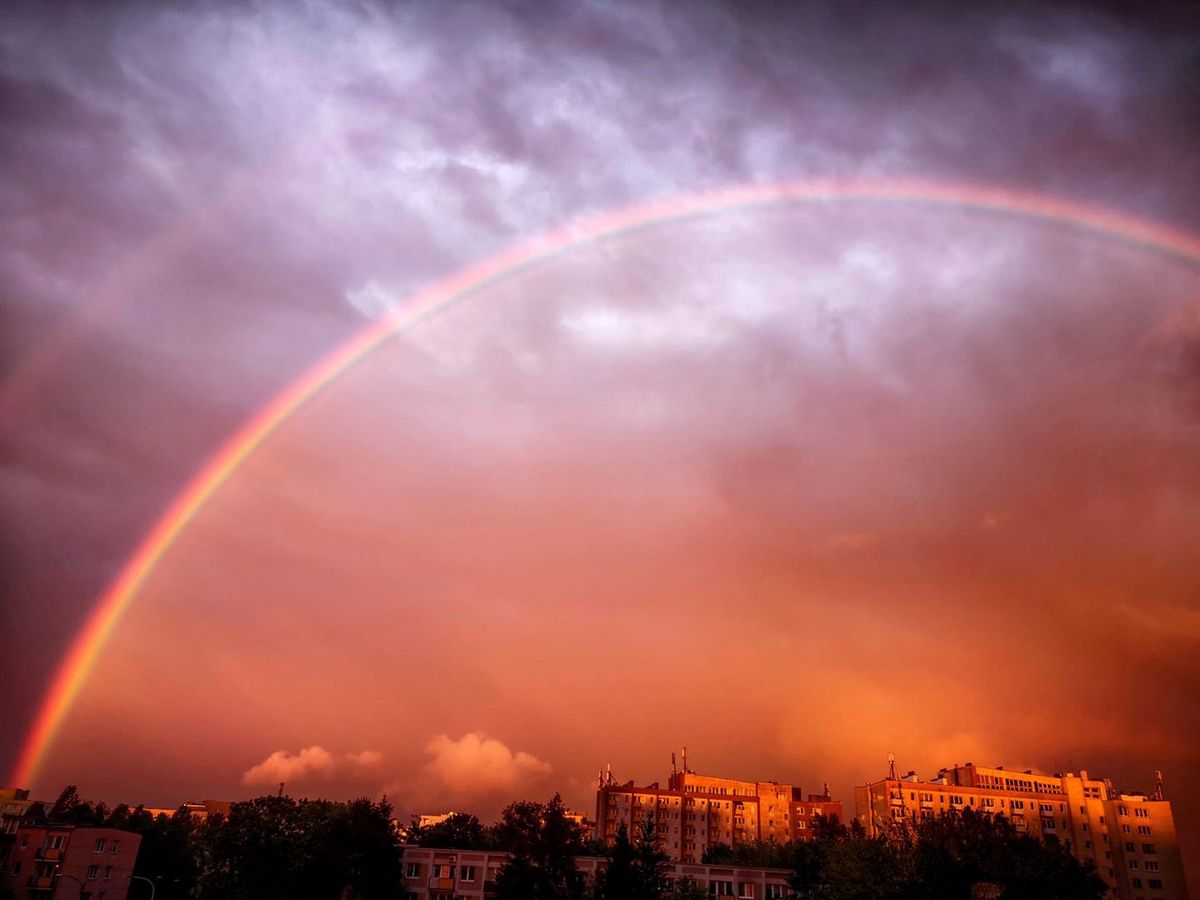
2, 0, 1199, 890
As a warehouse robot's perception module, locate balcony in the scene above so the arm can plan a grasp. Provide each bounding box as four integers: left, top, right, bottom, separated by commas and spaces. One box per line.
35, 847, 64, 861
26, 875, 55, 889
429, 877, 456, 891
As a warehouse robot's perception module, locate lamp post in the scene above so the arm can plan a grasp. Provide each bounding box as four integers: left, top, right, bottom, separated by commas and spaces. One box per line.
132, 874, 158, 899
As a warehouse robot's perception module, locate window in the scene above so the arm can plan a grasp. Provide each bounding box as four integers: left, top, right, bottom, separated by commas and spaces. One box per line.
460, 865, 476, 882
12, 861, 20, 876
738, 883, 755, 898
94, 838, 106, 853
709, 881, 734, 897
104, 865, 112, 879
1128, 860, 1139, 870
1145, 861, 1159, 872
1118, 806, 1129, 817
1135, 808, 1149, 819
1132, 879, 1143, 889
111, 841, 120, 854
433, 864, 451, 879
767, 887, 786, 899
1126, 842, 1136, 852
1123, 825, 1132, 833
87, 864, 100, 879
405, 862, 420, 878
1142, 844, 1156, 854
1138, 826, 1151, 835
1149, 880, 1163, 889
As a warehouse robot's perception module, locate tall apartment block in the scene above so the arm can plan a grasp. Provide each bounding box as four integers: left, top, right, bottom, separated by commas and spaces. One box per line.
855, 762, 1188, 900
596, 756, 842, 864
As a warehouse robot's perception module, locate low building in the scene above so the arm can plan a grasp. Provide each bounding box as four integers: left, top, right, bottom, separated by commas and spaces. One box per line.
399, 846, 792, 899
855, 761, 1187, 900
596, 756, 842, 863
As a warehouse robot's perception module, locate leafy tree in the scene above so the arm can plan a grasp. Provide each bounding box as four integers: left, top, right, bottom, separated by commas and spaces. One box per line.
48, 785, 82, 821
494, 794, 586, 900
672, 877, 708, 900
412, 811, 492, 849
193, 795, 401, 900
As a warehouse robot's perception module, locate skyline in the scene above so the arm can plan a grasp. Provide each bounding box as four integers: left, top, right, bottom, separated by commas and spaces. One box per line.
2, 1, 1199, 895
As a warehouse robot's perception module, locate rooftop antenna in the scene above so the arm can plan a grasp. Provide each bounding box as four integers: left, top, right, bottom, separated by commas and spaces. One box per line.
278, 782, 284, 798
1152, 770, 1164, 801
888, 752, 897, 781
672, 752, 677, 777
682, 746, 689, 774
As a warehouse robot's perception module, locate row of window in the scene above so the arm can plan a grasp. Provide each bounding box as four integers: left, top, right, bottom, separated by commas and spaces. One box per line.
10, 861, 113, 879
405, 863, 480, 881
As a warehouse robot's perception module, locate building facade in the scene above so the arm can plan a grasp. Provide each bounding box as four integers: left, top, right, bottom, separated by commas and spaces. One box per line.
0, 820, 142, 900
596, 761, 842, 864
399, 846, 791, 899
855, 763, 1188, 900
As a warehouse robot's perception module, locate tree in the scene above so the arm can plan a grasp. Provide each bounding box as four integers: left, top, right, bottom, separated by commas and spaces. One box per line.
192, 795, 401, 900
412, 812, 491, 849
672, 877, 708, 900
493, 795, 586, 900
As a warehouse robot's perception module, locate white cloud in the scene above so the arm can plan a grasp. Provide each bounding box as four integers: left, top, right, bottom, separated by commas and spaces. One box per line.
422, 732, 551, 796
242, 746, 384, 786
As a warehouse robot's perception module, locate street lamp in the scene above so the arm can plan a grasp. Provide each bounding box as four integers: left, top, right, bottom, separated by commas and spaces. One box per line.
131, 874, 158, 899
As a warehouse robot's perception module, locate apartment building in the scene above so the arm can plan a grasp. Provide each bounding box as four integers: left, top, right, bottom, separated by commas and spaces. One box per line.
399, 846, 791, 899
596, 759, 842, 864
855, 762, 1187, 900
0, 820, 142, 900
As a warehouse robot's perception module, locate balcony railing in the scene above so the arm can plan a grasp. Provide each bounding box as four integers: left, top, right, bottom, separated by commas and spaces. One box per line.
35, 847, 64, 860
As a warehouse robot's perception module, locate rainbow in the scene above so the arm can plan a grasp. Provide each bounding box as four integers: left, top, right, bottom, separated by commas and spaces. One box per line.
12, 177, 1200, 789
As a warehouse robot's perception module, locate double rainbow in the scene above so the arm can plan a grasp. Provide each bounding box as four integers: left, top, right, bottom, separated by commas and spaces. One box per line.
12, 177, 1200, 789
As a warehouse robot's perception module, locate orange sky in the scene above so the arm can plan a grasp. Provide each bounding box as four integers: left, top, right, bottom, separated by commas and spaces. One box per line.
34, 207, 1200, 886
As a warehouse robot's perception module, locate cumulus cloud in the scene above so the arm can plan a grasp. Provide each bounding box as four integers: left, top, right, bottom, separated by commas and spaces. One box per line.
422, 733, 552, 796
242, 746, 383, 786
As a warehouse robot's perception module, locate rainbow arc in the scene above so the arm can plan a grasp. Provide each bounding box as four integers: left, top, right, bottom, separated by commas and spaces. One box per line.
13, 178, 1200, 788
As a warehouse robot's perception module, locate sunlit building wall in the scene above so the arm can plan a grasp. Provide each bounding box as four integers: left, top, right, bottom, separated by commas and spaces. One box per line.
855, 763, 1187, 900
596, 765, 842, 864
399, 846, 793, 899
